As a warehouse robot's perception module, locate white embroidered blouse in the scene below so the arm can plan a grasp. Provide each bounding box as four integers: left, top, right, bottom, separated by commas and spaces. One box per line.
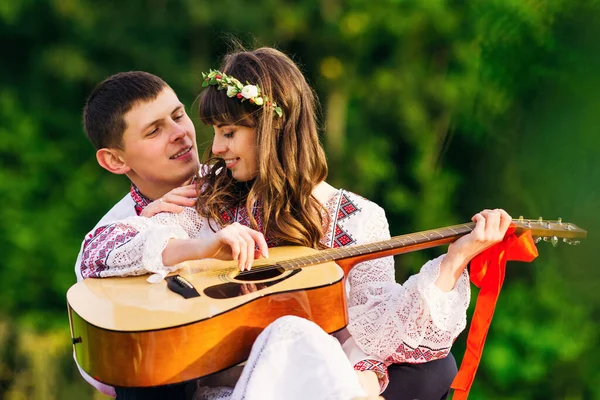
79, 189, 470, 364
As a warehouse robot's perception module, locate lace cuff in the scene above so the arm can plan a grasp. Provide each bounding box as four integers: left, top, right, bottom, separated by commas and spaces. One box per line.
142, 224, 190, 283
418, 254, 470, 332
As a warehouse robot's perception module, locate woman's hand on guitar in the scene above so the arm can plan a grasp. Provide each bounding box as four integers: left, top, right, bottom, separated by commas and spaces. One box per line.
205, 222, 270, 271
162, 222, 269, 270
141, 184, 198, 217
436, 208, 512, 292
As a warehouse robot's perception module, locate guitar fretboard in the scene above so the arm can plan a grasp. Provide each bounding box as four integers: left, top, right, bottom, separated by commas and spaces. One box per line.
278, 223, 476, 270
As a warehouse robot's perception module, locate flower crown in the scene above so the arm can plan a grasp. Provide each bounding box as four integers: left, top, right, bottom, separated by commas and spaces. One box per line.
201, 69, 283, 118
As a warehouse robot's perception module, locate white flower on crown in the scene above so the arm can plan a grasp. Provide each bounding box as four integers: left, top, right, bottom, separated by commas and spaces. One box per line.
226, 86, 237, 98
241, 85, 259, 99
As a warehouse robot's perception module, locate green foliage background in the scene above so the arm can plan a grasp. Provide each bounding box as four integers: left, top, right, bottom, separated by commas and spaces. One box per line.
0, 0, 599, 399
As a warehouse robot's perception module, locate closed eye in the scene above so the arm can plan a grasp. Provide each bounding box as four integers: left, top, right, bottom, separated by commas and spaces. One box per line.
146, 127, 159, 137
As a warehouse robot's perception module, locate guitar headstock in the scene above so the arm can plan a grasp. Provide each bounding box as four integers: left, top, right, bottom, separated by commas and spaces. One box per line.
513, 217, 587, 246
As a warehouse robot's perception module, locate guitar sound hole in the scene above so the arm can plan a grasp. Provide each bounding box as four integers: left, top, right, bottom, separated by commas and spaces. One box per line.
235, 266, 285, 281
204, 269, 301, 299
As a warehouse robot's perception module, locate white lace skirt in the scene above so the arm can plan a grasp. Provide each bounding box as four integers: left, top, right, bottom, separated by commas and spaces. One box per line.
194, 316, 366, 400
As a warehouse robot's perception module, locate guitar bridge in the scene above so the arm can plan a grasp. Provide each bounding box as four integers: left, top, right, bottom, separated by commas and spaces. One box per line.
166, 275, 200, 299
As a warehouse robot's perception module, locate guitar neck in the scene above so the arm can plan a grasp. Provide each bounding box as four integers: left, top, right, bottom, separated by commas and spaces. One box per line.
269, 217, 585, 275
279, 223, 476, 274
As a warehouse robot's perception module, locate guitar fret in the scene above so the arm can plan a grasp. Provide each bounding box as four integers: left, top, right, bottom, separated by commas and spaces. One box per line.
276, 221, 485, 271
404, 235, 418, 244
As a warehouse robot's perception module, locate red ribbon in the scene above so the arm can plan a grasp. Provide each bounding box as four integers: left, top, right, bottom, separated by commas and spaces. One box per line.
450, 225, 539, 399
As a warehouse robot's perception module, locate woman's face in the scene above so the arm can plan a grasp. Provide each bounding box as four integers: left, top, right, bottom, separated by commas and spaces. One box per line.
211, 124, 259, 182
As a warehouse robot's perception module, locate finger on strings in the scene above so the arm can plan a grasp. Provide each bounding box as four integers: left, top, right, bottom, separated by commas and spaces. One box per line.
240, 231, 256, 271
484, 209, 501, 237
471, 212, 486, 240
498, 209, 513, 235
227, 236, 241, 263
248, 230, 269, 259
236, 235, 249, 271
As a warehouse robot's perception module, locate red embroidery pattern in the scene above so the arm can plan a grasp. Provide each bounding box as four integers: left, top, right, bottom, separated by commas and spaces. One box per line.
130, 185, 152, 216
80, 224, 139, 278
331, 192, 360, 248
385, 342, 450, 364
354, 359, 388, 391
220, 203, 276, 247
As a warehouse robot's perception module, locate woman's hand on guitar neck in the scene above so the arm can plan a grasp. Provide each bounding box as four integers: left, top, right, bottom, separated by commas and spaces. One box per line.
162, 222, 269, 271
436, 209, 512, 292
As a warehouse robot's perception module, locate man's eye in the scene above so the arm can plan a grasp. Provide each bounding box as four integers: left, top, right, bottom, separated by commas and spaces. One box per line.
146, 128, 159, 137
174, 113, 184, 120
223, 132, 234, 139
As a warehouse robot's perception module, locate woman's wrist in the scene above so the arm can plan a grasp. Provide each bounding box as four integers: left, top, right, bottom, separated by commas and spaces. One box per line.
162, 238, 204, 266
435, 251, 469, 292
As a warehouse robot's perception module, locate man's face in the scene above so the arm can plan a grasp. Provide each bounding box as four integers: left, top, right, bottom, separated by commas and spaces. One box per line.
119, 87, 199, 198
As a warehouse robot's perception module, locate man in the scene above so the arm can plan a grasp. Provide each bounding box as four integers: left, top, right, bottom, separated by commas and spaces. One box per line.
74, 71, 200, 399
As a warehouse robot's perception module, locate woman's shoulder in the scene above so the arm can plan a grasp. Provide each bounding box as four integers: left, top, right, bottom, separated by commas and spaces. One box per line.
315, 182, 385, 217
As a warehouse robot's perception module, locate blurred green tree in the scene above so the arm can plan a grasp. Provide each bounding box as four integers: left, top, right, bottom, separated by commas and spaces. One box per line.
0, 0, 598, 398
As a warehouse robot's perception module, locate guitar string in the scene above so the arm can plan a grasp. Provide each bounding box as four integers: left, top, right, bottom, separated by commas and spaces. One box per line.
183, 219, 567, 280
211, 224, 476, 279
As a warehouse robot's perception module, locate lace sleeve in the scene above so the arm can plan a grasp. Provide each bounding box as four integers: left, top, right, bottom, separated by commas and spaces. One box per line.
345, 205, 471, 362
80, 208, 205, 281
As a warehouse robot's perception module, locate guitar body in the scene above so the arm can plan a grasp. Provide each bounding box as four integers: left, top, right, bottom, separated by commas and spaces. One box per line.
67, 246, 347, 388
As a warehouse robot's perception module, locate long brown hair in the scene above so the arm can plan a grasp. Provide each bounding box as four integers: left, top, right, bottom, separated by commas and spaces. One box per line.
197, 47, 329, 249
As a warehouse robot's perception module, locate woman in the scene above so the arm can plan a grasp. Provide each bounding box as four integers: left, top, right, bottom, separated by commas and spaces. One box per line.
81, 47, 511, 400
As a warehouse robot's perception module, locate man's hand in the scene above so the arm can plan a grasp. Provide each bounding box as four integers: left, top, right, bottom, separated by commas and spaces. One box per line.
141, 184, 197, 217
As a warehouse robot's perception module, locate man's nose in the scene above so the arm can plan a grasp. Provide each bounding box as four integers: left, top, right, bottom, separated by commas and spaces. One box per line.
169, 121, 186, 142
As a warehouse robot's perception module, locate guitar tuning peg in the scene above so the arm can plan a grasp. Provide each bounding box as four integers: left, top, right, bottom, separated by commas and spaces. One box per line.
551, 236, 558, 247
535, 237, 542, 244
563, 238, 581, 245
519, 215, 524, 222
538, 216, 543, 223
557, 217, 562, 225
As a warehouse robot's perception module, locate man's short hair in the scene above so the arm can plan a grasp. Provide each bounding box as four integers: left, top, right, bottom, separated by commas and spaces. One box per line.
83, 71, 168, 149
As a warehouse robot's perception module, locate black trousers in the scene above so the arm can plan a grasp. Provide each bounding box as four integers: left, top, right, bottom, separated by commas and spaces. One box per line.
115, 353, 457, 400
382, 352, 458, 400
115, 383, 191, 400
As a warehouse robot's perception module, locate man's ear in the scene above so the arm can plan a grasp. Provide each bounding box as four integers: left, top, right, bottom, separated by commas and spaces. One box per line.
96, 148, 131, 175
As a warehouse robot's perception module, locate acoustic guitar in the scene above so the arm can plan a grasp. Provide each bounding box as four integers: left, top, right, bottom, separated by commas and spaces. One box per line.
66, 217, 586, 388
